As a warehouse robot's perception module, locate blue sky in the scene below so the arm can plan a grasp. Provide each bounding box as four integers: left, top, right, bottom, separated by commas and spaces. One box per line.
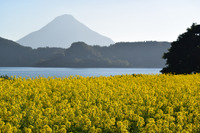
1, 0, 200, 42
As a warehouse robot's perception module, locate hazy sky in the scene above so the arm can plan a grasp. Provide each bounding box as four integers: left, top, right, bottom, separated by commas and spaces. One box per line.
1, 0, 200, 42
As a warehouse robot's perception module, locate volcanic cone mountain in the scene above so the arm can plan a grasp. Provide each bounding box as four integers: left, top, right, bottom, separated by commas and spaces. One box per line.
17, 14, 114, 48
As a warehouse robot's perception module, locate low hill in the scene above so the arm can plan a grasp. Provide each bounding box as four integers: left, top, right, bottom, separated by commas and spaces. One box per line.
0, 37, 65, 67
0, 37, 32, 66
36, 41, 170, 68
0, 37, 170, 68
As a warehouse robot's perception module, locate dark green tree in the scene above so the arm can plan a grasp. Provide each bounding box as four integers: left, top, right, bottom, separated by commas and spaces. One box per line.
161, 23, 200, 74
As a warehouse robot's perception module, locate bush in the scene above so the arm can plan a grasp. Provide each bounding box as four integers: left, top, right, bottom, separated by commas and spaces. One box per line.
0, 75, 10, 80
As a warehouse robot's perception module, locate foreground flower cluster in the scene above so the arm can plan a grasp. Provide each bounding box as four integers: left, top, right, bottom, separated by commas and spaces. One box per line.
0, 74, 200, 132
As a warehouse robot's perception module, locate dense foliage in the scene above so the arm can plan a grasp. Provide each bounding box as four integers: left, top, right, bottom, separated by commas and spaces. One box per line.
0, 74, 200, 132
161, 23, 200, 74
0, 75, 10, 80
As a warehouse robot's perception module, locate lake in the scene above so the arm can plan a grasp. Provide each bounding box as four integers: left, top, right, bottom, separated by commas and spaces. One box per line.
0, 67, 162, 78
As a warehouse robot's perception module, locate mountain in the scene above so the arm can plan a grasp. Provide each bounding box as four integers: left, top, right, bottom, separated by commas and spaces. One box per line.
17, 14, 114, 48
1, 36, 170, 68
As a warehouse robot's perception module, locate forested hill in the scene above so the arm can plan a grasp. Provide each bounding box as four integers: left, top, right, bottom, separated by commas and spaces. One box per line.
0, 37, 65, 67
0, 37, 170, 67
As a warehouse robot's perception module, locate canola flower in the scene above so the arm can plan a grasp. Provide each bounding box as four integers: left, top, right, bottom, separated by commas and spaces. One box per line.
0, 74, 200, 133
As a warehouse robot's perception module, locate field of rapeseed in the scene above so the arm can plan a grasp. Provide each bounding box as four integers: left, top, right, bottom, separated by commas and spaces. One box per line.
0, 74, 200, 133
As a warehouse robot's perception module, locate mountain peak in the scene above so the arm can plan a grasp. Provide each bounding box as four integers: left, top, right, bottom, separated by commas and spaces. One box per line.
17, 15, 114, 48
55, 14, 74, 19
52, 14, 76, 23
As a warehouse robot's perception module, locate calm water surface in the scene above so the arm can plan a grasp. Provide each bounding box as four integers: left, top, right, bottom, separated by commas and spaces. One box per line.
0, 67, 161, 78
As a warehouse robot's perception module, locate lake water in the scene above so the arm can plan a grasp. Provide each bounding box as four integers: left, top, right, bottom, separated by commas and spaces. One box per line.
0, 67, 161, 78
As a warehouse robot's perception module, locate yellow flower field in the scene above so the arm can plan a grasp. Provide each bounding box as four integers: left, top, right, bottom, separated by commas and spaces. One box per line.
0, 74, 200, 133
